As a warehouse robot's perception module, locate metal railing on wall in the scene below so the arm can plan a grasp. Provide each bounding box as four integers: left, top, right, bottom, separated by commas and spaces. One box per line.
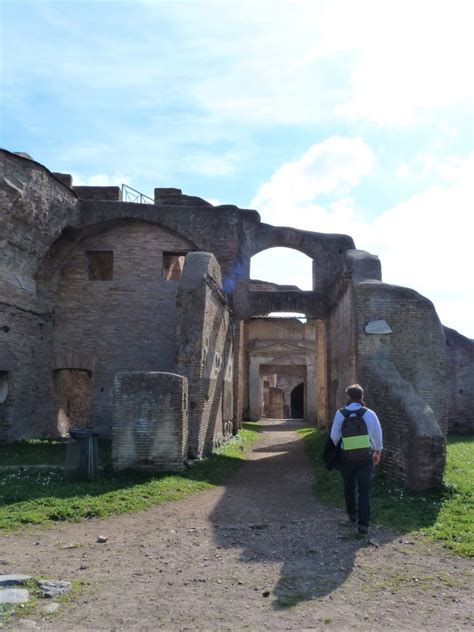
121, 184, 154, 205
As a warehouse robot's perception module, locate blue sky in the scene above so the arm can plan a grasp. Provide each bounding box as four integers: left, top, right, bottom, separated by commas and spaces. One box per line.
1, 0, 473, 337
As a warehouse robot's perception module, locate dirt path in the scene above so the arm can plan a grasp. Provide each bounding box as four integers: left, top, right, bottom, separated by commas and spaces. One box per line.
2, 420, 473, 631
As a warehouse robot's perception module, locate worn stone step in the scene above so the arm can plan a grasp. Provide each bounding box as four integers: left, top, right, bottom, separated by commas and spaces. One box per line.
0, 574, 31, 587
0, 588, 29, 603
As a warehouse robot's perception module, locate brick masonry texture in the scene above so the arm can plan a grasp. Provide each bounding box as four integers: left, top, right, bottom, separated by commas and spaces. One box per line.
175, 252, 233, 459
1, 149, 472, 487
443, 326, 474, 433
112, 372, 188, 471
52, 221, 194, 435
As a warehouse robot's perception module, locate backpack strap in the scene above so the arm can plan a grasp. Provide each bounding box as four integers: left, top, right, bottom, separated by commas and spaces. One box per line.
340, 406, 367, 418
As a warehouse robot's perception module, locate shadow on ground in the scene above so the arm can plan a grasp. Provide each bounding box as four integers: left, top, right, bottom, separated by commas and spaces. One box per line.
208, 419, 397, 609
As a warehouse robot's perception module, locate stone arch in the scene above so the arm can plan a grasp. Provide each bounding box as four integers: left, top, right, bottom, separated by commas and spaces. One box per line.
243, 290, 329, 319
53, 352, 98, 372
250, 247, 313, 290
249, 225, 354, 293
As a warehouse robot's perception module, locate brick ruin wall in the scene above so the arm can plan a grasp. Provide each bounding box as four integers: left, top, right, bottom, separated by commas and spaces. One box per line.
353, 281, 446, 490
112, 371, 188, 471
52, 221, 194, 435
1, 150, 472, 488
0, 152, 78, 441
327, 285, 356, 416
444, 326, 474, 434
175, 252, 233, 459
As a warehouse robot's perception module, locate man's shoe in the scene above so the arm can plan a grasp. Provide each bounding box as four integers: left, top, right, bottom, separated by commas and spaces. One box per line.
349, 513, 357, 523
358, 525, 368, 535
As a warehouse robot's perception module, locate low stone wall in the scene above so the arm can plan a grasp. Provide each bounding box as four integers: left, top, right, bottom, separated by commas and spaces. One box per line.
112, 372, 188, 471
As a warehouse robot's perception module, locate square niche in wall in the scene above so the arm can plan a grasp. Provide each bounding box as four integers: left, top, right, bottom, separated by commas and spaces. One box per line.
163, 252, 186, 281
87, 251, 114, 281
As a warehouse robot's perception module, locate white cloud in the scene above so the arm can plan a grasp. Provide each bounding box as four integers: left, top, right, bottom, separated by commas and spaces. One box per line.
251, 137, 374, 217
71, 173, 131, 187
328, 0, 474, 125
251, 248, 313, 291
250, 143, 474, 337
359, 155, 474, 336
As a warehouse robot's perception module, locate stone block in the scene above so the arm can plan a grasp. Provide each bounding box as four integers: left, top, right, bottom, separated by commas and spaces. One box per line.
38, 580, 71, 598
364, 319, 392, 334
0, 574, 31, 587
0, 588, 29, 603
112, 372, 188, 471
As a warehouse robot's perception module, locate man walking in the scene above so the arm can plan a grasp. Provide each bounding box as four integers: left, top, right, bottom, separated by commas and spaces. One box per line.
330, 384, 383, 535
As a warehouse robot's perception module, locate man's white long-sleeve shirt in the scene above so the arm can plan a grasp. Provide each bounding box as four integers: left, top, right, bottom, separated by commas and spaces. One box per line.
330, 402, 383, 451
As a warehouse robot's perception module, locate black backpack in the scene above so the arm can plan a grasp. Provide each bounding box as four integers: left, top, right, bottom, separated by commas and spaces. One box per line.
340, 407, 370, 461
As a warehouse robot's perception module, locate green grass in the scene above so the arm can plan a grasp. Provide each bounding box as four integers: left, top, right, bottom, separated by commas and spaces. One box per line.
299, 428, 473, 557
0, 425, 260, 532
0, 438, 112, 466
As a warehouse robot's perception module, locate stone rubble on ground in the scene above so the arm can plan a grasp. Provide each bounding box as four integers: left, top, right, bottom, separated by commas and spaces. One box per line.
38, 579, 72, 598
0, 588, 29, 604
0, 574, 32, 587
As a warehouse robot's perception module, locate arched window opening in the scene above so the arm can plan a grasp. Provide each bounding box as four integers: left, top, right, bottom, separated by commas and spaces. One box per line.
250, 248, 313, 291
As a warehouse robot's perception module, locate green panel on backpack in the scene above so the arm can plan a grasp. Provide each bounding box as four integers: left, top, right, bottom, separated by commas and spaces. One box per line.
342, 435, 370, 450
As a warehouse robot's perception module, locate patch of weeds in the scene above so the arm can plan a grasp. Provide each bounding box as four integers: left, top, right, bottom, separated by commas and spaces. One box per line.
0, 604, 16, 629
299, 428, 473, 557
0, 425, 260, 532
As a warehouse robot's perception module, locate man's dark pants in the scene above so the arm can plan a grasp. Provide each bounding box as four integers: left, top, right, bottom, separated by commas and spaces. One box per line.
339, 454, 373, 527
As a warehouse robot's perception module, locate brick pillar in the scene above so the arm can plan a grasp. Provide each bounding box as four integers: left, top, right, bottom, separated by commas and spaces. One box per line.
112, 372, 188, 471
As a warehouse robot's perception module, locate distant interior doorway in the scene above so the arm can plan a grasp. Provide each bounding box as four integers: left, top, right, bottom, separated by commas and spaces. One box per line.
291, 382, 304, 419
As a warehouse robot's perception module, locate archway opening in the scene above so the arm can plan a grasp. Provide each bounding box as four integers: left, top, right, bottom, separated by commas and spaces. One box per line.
250, 247, 313, 291
55, 369, 92, 436
291, 382, 305, 419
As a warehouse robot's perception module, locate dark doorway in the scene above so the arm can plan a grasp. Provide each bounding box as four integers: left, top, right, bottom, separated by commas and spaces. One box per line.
291, 382, 304, 419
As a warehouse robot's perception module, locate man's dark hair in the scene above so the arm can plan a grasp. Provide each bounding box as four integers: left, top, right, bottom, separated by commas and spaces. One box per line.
345, 384, 364, 401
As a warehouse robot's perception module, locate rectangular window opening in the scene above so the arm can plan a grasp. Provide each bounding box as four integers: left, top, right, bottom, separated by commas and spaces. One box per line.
87, 251, 114, 281
163, 252, 187, 281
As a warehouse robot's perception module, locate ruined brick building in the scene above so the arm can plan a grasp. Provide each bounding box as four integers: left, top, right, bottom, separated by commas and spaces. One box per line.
1, 149, 472, 489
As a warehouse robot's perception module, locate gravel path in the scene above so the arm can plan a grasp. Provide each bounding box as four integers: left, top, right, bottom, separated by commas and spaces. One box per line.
2, 419, 472, 631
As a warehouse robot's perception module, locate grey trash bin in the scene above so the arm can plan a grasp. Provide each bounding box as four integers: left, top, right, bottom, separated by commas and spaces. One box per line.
64, 429, 99, 480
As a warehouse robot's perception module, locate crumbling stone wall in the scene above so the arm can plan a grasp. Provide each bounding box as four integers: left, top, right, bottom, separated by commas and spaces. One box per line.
112, 372, 188, 471
444, 326, 474, 434
353, 280, 447, 489
52, 221, 195, 434
328, 286, 356, 416
1, 150, 472, 490
175, 252, 233, 458
0, 150, 79, 440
